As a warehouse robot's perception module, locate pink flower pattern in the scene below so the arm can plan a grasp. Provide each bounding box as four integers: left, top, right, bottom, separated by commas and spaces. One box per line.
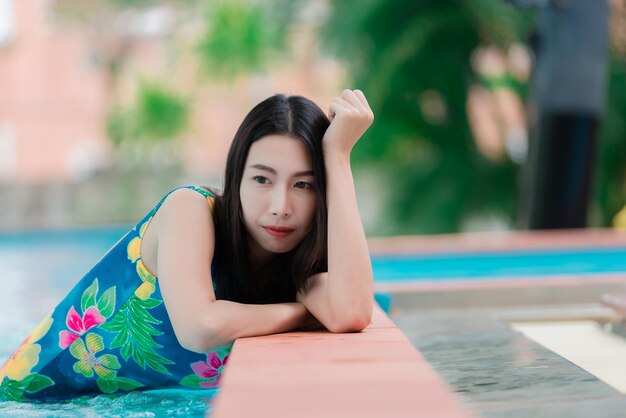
58, 306, 105, 349
190, 352, 230, 388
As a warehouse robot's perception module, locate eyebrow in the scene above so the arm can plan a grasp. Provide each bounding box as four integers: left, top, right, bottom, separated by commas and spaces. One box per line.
250, 164, 314, 177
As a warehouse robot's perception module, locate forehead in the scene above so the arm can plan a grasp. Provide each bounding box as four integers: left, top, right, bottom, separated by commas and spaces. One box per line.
246, 134, 312, 170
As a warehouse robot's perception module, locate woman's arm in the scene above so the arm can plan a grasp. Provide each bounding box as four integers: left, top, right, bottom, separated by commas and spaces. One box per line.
297, 89, 375, 333
188, 300, 308, 351
152, 188, 308, 352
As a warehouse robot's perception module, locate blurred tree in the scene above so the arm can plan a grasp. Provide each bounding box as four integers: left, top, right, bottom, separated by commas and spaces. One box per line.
135, 80, 189, 141
595, 55, 626, 227
194, 0, 309, 80
323, 0, 535, 234
106, 107, 135, 148
106, 80, 189, 144
591, 0, 626, 227
196, 1, 280, 79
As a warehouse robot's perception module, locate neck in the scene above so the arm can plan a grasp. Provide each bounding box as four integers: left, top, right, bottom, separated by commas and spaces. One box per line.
246, 237, 275, 291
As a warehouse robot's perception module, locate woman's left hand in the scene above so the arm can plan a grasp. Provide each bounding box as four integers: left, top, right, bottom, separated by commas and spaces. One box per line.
323, 89, 374, 157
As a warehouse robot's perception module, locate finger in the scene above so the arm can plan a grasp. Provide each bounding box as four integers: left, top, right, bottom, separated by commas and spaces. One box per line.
328, 98, 350, 120
341, 89, 366, 111
328, 97, 347, 122
352, 89, 372, 112
332, 96, 354, 113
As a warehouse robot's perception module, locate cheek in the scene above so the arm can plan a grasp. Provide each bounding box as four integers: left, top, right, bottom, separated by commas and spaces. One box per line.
300, 195, 317, 227
239, 186, 256, 225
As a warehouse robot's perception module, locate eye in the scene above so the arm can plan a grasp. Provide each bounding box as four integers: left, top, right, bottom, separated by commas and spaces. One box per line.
294, 181, 313, 189
253, 176, 270, 184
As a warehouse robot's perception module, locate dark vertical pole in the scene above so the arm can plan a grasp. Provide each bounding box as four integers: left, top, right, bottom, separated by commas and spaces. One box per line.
519, 0, 608, 229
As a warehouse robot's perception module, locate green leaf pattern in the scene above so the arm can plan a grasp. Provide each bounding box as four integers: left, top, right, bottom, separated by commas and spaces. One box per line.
0, 373, 54, 401
81, 279, 98, 314
71, 277, 172, 393
97, 287, 117, 318
101, 295, 174, 375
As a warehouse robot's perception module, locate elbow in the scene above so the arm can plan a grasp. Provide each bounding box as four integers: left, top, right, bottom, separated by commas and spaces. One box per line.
175, 318, 224, 353
178, 335, 209, 354
327, 307, 373, 333
177, 330, 212, 354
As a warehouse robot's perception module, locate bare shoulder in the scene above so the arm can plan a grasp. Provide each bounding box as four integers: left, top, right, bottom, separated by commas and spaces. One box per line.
153, 187, 216, 282
160, 187, 214, 211
157, 188, 215, 231
141, 188, 215, 276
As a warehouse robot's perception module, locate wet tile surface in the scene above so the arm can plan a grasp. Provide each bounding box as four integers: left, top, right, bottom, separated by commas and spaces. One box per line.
392, 308, 626, 418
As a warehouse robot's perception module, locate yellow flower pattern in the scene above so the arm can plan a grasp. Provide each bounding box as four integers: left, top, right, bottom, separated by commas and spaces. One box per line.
70, 333, 120, 379
0, 315, 53, 382
127, 217, 157, 300
127, 237, 141, 263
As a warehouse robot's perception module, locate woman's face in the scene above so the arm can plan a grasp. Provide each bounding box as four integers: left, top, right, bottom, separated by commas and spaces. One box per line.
240, 134, 317, 260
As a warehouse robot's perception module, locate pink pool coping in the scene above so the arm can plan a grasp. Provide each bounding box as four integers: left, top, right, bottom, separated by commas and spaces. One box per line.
211, 304, 473, 418
368, 228, 626, 255
375, 273, 626, 293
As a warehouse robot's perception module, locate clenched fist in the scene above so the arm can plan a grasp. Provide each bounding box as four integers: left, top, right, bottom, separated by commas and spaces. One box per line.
323, 89, 374, 158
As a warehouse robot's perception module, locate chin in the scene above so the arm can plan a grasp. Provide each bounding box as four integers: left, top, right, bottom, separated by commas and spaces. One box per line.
261, 238, 300, 254
264, 243, 295, 254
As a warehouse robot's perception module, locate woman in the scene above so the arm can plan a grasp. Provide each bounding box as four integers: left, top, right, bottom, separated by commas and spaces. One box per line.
0, 89, 374, 401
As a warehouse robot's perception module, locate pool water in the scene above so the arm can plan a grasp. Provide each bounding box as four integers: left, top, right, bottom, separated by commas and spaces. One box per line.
371, 247, 626, 281
0, 388, 217, 417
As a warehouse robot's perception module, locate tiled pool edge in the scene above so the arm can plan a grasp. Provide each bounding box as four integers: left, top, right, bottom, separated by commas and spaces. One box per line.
211, 304, 473, 418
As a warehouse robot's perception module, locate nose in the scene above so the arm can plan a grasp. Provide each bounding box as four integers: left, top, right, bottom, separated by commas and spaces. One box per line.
269, 187, 292, 218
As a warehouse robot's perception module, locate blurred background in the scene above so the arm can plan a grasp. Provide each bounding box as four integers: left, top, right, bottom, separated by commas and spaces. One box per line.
0, 0, 625, 236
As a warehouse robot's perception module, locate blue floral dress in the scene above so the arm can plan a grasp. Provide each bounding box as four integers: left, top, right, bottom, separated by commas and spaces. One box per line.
0, 186, 232, 401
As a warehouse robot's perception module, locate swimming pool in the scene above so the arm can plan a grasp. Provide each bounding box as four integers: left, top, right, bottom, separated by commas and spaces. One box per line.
0, 388, 217, 417
371, 247, 626, 281
2, 227, 626, 415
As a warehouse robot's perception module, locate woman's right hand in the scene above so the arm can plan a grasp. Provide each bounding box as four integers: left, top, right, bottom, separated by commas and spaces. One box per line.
322, 89, 374, 158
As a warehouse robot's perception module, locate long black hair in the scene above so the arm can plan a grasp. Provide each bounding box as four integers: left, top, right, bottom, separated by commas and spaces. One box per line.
209, 94, 329, 304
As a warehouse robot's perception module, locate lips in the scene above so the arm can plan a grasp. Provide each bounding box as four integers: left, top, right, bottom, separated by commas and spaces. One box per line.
263, 226, 294, 238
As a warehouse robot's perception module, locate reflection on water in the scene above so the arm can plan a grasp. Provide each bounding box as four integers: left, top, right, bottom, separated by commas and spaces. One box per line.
0, 388, 217, 417
0, 227, 216, 417
0, 227, 130, 347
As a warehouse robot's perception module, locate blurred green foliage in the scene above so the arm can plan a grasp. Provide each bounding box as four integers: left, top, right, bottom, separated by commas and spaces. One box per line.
106, 80, 189, 145
595, 55, 626, 226
196, 1, 281, 79
195, 0, 306, 80
323, 0, 535, 234
135, 80, 189, 141
105, 107, 135, 147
